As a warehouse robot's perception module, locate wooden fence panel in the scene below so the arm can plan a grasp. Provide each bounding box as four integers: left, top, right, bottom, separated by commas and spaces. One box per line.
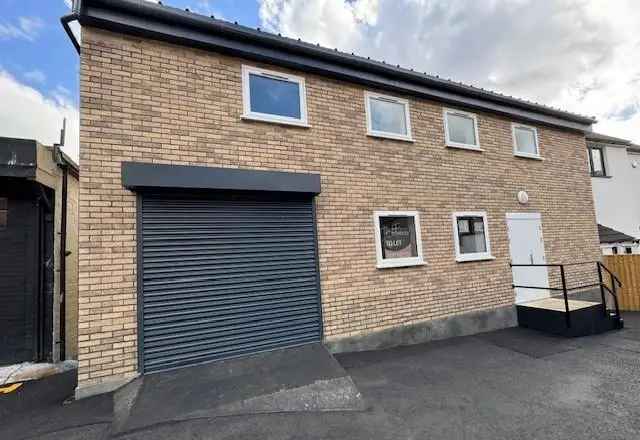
603, 255, 640, 311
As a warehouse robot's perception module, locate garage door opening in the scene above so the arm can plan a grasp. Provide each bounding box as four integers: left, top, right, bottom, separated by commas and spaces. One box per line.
137, 191, 323, 373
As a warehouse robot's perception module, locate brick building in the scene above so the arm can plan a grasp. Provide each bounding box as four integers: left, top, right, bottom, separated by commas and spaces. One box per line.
63, 0, 602, 397
0, 136, 79, 367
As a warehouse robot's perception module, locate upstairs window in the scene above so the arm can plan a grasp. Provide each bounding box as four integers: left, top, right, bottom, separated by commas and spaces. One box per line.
512, 124, 541, 159
373, 211, 424, 268
588, 146, 606, 177
241, 65, 308, 126
444, 109, 480, 150
365, 92, 413, 141
452, 212, 494, 262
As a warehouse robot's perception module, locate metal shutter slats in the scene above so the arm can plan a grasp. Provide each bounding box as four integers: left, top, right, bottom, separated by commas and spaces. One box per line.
144, 333, 318, 371
140, 194, 322, 373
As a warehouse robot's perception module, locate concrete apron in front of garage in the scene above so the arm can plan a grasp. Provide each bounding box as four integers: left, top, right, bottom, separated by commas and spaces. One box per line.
112, 343, 365, 434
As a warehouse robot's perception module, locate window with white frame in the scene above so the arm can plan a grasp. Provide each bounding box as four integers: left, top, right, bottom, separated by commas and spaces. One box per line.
444, 109, 480, 150
452, 212, 494, 262
241, 65, 308, 126
373, 211, 424, 268
365, 92, 412, 141
512, 124, 540, 158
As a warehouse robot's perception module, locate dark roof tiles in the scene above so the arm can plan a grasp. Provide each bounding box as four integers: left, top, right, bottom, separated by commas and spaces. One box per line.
598, 224, 639, 244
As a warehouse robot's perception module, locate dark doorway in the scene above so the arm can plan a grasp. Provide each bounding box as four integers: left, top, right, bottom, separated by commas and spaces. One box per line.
0, 178, 54, 364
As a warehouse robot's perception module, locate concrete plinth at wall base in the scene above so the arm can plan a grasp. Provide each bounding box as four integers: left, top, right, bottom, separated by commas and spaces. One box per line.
74, 372, 139, 400
0, 360, 78, 385
325, 305, 518, 354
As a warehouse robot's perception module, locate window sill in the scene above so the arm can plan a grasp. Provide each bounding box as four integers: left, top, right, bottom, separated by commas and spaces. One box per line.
241, 114, 311, 128
591, 175, 611, 179
514, 152, 544, 161
455, 254, 496, 263
446, 143, 484, 152
376, 259, 425, 269
367, 132, 415, 143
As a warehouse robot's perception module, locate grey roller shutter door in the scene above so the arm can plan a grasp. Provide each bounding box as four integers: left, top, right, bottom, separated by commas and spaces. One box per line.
140, 193, 322, 373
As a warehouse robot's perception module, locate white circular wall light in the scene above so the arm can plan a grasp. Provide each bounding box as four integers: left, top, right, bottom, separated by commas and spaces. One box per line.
517, 190, 529, 205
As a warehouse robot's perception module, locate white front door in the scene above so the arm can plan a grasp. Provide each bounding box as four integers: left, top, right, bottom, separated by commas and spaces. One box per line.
506, 213, 550, 304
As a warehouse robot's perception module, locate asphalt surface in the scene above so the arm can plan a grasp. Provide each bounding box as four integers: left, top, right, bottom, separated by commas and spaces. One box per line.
115, 343, 363, 434
2, 313, 639, 440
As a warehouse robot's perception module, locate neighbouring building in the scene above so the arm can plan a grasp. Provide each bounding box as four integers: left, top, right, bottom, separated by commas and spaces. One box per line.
63, 0, 604, 398
0, 136, 79, 366
597, 224, 639, 256
587, 132, 640, 255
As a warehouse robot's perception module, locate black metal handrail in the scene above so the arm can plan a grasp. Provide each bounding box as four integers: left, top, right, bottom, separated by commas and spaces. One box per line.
510, 261, 623, 329
598, 261, 623, 287
510, 262, 572, 327
597, 261, 622, 320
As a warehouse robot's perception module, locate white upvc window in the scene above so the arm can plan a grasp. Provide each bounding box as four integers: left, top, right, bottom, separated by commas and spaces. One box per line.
373, 211, 424, 269
365, 92, 413, 142
443, 108, 481, 151
452, 211, 495, 262
512, 123, 542, 159
241, 65, 309, 127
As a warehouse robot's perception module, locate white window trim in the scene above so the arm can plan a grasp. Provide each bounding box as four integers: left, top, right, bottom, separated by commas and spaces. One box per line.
443, 108, 482, 151
452, 211, 495, 263
373, 211, 424, 269
241, 65, 309, 127
365, 92, 414, 142
512, 123, 542, 160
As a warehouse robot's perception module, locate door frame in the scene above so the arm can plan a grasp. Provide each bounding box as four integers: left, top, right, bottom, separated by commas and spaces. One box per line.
506, 212, 542, 221
506, 212, 550, 304
136, 192, 144, 373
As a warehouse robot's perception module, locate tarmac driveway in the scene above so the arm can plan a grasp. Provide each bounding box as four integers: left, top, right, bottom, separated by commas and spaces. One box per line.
3, 313, 640, 440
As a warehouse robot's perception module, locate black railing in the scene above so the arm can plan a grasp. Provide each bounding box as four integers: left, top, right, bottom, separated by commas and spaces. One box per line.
597, 261, 622, 319
510, 261, 622, 329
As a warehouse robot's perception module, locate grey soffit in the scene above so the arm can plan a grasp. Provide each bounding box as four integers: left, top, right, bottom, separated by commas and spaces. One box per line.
0, 137, 37, 178
597, 224, 639, 244
72, 0, 594, 132
121, 162, 321, 195
586, 132, 632, 146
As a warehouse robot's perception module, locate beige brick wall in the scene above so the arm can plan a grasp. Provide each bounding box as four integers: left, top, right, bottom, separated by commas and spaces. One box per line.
78, 27, 601, 388
65, 172, 80, 359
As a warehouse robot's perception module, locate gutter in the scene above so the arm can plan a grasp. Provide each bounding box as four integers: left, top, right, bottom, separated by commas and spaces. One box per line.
61, 13, 80, 54
61, 0, 82, 54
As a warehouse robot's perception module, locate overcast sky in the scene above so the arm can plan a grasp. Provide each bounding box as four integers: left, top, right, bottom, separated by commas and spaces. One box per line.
1, 0, 638, 162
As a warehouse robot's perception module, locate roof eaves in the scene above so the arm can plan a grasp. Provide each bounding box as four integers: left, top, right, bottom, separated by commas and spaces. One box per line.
586, 132, 631, 146
74, 0, 596, 128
